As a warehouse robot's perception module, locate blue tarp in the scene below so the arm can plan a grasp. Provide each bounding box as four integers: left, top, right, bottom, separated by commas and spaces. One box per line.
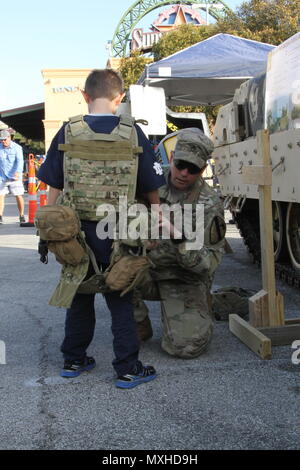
139, 34, 275, 106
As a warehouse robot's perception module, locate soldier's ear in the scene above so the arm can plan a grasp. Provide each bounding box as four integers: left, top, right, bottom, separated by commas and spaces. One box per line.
169, 151, 174, 164
200, 164, 207, 176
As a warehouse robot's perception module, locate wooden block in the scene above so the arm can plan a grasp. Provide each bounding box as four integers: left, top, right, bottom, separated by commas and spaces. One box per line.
242, 165, 272, 186
229, 314, 272, 359
285, 318, 300, 325
249, 290, 269, 327
258, 324, 300, 346
249, 290, 285, 327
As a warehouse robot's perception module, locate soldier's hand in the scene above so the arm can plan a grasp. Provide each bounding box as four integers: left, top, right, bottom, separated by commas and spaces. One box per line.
38, 239, 48, 264
159, 215, 183, 240
143, 240, 160, 251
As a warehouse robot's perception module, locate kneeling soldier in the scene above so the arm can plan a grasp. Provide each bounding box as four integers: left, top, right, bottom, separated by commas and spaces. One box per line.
134, 128, 226, 358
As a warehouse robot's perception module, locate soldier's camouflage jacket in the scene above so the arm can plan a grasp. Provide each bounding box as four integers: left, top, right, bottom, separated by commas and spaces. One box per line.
147, 169, 226, 287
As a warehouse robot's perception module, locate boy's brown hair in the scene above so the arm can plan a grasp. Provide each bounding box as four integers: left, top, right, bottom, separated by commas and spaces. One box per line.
84, 69, 124, 101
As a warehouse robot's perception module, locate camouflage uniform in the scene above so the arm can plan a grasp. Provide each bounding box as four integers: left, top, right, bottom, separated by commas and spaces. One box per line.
134, 129, 226, 359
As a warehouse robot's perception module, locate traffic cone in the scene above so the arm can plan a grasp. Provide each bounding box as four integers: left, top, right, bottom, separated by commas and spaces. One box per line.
39, 180, 48, 207
20, 154, 38, 227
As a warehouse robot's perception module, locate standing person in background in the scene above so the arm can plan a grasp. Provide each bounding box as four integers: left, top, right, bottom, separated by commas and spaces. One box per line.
0, 130, 25, 225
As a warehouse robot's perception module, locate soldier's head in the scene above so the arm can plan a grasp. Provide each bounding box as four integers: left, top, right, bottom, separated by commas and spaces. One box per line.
82, 69, 125, 113
0, 129, 11, 148
170, 128, 214, 190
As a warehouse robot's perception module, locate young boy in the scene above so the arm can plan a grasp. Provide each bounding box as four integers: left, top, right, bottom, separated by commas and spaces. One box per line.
38, 69, 165, 389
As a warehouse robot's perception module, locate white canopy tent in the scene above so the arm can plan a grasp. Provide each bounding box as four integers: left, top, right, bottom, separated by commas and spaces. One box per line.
138, 34, 275, 106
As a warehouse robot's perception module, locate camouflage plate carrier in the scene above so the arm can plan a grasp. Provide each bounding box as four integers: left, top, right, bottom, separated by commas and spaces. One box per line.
58, 114, 142, 220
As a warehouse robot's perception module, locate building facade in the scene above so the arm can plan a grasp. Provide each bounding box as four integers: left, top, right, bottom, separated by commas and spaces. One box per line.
42, 69, 91, 150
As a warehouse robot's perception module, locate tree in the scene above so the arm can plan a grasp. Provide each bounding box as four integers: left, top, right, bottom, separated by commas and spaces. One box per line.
152, 24, 217, 61
216, 0, 299, 45
119, 51, 153, 92
152, 0, 299, 58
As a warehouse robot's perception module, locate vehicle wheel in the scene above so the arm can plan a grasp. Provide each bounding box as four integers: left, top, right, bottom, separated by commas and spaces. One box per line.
286, 202, 300, 271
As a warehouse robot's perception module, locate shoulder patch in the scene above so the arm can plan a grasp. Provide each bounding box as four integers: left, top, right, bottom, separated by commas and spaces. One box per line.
210, 216, 226, 245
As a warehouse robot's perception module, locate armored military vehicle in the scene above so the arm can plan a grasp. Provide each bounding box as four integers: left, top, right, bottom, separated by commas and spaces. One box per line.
213, 33, 300, 285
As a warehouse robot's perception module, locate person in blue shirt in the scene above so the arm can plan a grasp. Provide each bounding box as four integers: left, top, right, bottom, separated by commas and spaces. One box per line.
0, 130, 25, 224
38, 69, 166, 389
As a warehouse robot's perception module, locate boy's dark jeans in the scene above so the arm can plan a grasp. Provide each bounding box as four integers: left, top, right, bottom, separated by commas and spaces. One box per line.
60, 289, 140, 377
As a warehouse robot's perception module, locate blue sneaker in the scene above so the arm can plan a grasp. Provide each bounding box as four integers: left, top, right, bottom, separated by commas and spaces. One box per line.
116, 364, 157, 389
60, 356, 96, 378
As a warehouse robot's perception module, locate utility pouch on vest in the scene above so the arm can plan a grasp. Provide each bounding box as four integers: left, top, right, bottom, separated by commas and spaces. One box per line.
35, 205, 86, 266
35, 205, 80, 240
105, 254, 153, 297
48, 239, 86, 266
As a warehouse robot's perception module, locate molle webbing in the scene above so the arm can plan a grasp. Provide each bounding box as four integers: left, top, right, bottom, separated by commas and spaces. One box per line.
59, 140, 142, 160
59, 114, 141, 221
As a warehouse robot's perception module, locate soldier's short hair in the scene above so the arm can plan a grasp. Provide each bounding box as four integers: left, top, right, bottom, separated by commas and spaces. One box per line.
84, 69, 124, 101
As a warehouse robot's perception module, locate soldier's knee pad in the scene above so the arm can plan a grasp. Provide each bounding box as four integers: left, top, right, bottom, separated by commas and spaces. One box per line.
161, 323, 213, 359
160, 285, 214, 358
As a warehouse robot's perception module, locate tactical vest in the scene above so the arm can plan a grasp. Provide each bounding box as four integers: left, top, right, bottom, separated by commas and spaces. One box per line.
58, 114, 142, 221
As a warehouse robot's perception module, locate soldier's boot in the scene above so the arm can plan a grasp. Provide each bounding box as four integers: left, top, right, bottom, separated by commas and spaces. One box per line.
136, 316, 153, 342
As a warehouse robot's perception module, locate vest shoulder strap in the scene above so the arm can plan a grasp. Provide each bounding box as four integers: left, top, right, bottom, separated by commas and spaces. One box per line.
112, 113, 135, 140
65, 113, 140, 149
69, 114, 84, 123
67, 115, 90, 137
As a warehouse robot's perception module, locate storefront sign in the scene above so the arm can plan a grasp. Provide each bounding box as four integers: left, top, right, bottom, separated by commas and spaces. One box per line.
52, 86, 80, 93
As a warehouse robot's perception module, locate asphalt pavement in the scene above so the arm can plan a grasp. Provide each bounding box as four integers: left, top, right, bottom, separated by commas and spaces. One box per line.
0, 194, 299, 451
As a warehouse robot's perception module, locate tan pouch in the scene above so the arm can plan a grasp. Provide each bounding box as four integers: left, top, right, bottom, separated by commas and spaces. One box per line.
48, 238, 86, 266
105, 255, 152, 296
34, 205, 80, 241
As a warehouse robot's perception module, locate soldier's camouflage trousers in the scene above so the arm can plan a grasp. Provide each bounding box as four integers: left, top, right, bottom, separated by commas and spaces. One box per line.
134, 279, 213, 359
